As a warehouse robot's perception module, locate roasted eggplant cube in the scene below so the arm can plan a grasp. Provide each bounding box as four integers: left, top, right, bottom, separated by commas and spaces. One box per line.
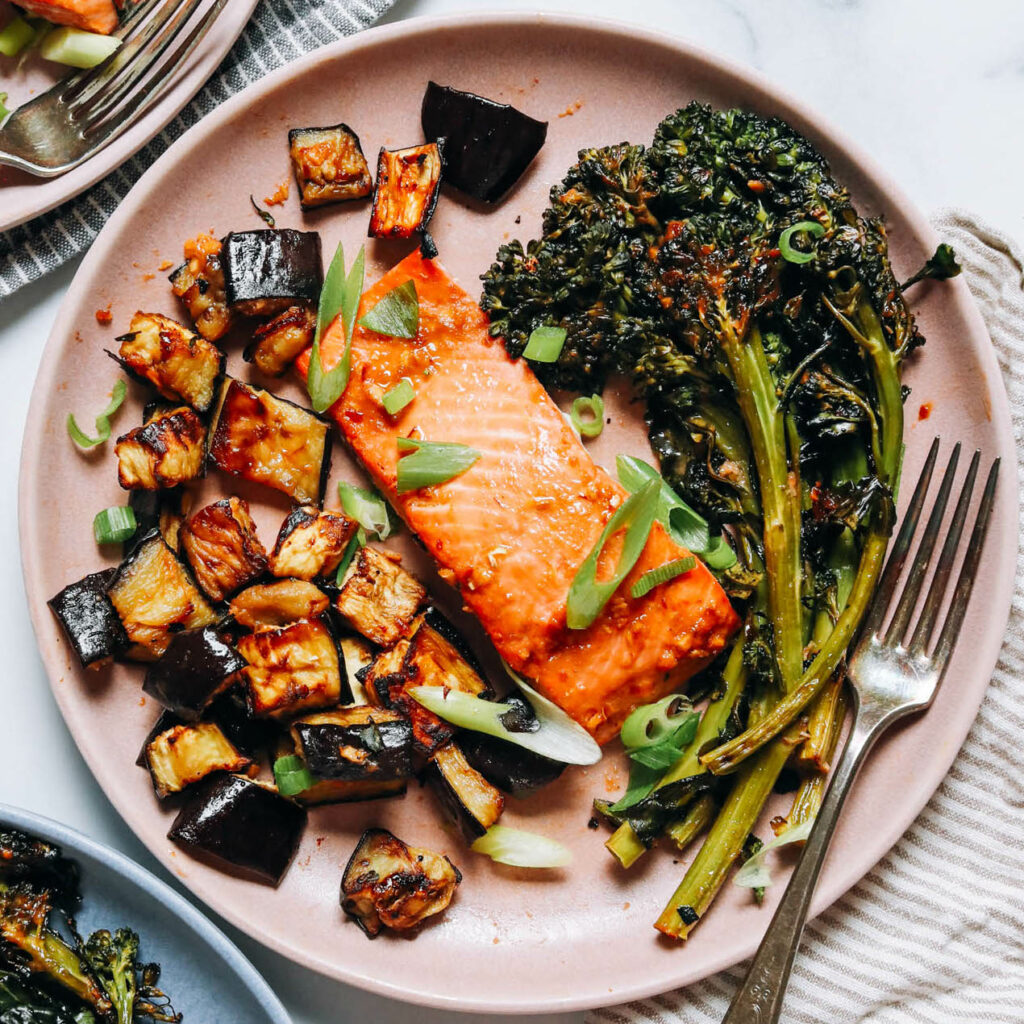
421, 82, 547, 203
334, 546, 426, 646
116, 311, 223, 413
206, 685, 280, 758
341, 828, 460, 938
128, 488, 191, 555
142, 625, 245, 719
107, 532, 217, 661
180, 497, 268, 602
426, 742, 504, 841
404, 611, 491, 696
459, 728, 566, 798
145, 721, 251, 799
136, 709, 184, 767
208, 378, 331, 505
48, 569, 128, 670
115, 407, 206, 491
169, 239, 235, 342
368, 142, 443, 241
245, 304, 315, 378
229, 579, 329, 629
268, 506, 357, 581
288, 124, 373, 210
169, 773, 306, 885
292, 707, 412, 780
221, 230, 323, 318
338, 635, 375, 705
238, 619, 342, 718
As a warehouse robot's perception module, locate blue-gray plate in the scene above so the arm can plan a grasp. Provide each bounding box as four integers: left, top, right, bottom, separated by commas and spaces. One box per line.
0, 803, 290, 1024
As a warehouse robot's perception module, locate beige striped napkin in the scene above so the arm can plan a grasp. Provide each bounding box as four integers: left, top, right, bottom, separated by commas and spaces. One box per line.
589, 210, 1024, 1024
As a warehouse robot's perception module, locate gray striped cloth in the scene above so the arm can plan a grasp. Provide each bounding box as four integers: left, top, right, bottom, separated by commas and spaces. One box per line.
0, 0, 395, 298
589, 209, 1024, 1022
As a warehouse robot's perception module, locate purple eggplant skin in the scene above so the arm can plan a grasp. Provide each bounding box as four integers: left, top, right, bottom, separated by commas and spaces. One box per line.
48, 569, 129, 670
295, 717, 413, 781
221, 230, 323, 313
142, 626, 245, 720
420, 82, 547, 203
205, 686, 280, 758
168, 773, 306, 886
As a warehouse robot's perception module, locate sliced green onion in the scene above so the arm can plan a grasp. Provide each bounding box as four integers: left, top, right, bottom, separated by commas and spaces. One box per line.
733, 818, 815, 890
335, 527, 366, 584
503, 662, 602, 764
307, 243, 365, 413
382, 377, 415, 416
566, 479, 659, 630
272, 755, 315, 798
93, 506, 137, 545
471, 825, 571, 868
616, 455, 737, 570
630, 556, 696, 599
0, 93, 9, 121
409, 684, 600, 765
0, 16, 34, 57
522, 325, 567, 362
337, 481, 392, 540
39, 27, 120, 69
358, 280, 419, 339
570, 395, 604, 438
67, 380, 126, 449
778, 220, 825, 265
620, 694, 694, 750
396, 437, 481, 494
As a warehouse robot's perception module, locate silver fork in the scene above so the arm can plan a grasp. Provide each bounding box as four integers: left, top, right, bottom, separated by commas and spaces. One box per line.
722, 437, 1000, 1024
0, 0, 227, 177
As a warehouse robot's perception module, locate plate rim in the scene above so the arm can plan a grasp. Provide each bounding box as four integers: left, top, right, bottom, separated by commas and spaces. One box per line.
0, 0, 262, 234
17, 9, 1019, 1013
0, 801, 292, 1024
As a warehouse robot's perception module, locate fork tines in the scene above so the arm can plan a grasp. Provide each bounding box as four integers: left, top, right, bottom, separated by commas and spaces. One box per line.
866, 437, 1000, 667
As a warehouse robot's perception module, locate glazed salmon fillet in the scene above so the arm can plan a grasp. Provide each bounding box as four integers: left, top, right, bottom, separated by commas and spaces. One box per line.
298, 251, 738, 743
12, 0, 118, 34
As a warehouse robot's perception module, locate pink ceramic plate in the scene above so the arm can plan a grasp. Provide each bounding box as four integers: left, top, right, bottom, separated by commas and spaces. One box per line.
0, 0, 260, 233
19, 13, 1017, 1014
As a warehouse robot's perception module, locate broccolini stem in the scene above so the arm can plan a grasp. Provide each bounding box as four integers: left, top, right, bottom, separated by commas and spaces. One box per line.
699, 303, 903, 775
788, 686, 849, 827
716, 318, 804, 691
795, 673, 846, 773
605, 640, 748, 868
667, 793, 717, 852
654, 725, 804, 939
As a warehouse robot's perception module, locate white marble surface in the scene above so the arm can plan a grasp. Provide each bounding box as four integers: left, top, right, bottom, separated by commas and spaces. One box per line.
1, 2, 1022, 1022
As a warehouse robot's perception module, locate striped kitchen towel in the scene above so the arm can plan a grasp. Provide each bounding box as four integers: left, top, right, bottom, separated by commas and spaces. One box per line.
590, 210, 1024, 1024
0, 0, 395, 298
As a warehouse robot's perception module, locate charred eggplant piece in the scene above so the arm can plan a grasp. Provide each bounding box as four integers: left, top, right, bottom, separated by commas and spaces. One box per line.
288, 123, 373, 209
268, 505, 357, 582
238, 618, 342, 718
421, 82, 547, 202
458, 715, 566, 799
114, 311, 223, 413
368, 142, 443, 249
208, 378, 331, 505
426, 742, 504, 841
142, 625, 245, 719
291, 706, 413, 802
338, 635, 375, 704
334, 546, 426, 646
169, 235, 235, 341
245, 304, 316, 378
168, 773, 305, 885
341, 828, 460, 938
107, 532, 217, 660
115, 406, 206, 491
229, 579, 329, 629
221, 230, 323, 318
128, 488, 191, 555
205, 685, 280, 757
137, 709, 183, 767
48, 569, 128, 670
145, 721, 251, 799
180, 497, 268, 602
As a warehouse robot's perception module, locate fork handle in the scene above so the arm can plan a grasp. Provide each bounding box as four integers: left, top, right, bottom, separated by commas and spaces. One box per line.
721, 699, 883, 1024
